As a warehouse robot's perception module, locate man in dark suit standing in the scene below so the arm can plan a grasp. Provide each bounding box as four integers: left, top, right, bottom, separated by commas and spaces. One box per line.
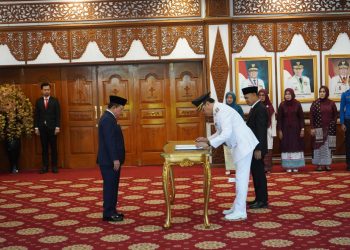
242, 86, 269, 209
97, 95, 127, 222
34, 82, 60, 174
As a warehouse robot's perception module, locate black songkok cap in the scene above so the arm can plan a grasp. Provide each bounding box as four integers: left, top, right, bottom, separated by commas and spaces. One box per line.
191, 92, 211, 110
109, 95, 127, 106
242, 86, 258, 95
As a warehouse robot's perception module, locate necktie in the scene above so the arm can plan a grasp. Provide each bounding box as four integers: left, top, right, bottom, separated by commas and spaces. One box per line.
44, 98, 48, 109
253, 80, 257, 86
299, 77, 303, 84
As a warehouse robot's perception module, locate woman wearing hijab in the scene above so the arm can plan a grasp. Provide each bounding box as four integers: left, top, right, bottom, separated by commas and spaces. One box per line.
224, 92, 244, 175
258, 89, 276, 173
277, 88, 305, 172
310, 86, 337, 171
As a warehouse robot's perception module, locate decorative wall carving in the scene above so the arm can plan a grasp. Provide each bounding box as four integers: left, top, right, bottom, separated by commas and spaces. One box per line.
27, 31, 69, 60
115, 27, 159, 57
103, 75, 129, 105
233, 0, 350, 15
210, 29, 228, 103
0, 20, 349, 63
71, 29, 113, 59
232, 23, 274, 53
0, 0, 201, 24
0, 32, 25, 61
68, 77, 93, 105
277, 22, 320, 51
322, 20, 350, 50
161, 26, 205, 55
207, 0, 230, 17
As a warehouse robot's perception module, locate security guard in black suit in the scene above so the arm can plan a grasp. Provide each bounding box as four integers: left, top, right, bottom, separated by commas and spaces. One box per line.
243, 86, 269, 209
97, 95, 127, 222
34, 82, 60, 174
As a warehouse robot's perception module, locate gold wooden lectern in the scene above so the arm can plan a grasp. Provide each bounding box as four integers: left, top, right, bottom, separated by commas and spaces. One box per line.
161, 141, 211, 229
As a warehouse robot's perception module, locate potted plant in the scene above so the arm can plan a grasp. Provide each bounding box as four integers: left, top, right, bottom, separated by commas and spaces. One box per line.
0, 84, 33, 173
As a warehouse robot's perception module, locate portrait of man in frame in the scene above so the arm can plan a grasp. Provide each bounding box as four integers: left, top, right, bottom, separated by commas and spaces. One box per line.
235, 57, 272, 104
325, 55, 350, 101
280, 56, 317, 102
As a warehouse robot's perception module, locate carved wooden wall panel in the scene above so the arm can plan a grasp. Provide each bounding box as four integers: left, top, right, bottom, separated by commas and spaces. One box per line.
206, 0, 230, 17
27, 31, 69, 61
0, 32, 25, 61
61, 66, 99, 168
102, 75, 129, 105
175, 73, 197, 102
322, 20, 350, 50
69, 127, 95, 153
140, 74, 163, 103
0, 0, 201, 24
115, 27, 159, 57
68, 77, 92, 106
211, 29, 228, 103
171, 62, 205, 143
232, 23, 275, 53
233, 0, 350, 15
161, 25, 205, 55
71, 29, 113, 59
276, 22, 320, 51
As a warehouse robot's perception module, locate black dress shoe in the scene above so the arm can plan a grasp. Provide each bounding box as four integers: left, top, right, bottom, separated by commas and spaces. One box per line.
103, 214, 124, 222
249, 201, 268, 209
40, 168, 48, 174
114, 212, 124, 218
247, 200, 256, 205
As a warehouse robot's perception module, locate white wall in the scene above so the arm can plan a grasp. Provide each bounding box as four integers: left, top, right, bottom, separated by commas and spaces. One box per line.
0, 45, 25, 65
161, 38, 205, 60
28, 43, 69, 64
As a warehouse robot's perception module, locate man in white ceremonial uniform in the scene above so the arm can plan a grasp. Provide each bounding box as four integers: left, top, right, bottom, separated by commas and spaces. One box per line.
286, 61, 312, 96
241, 64, 265, 91
193, 92, 258, 221
330, 60, 350, 98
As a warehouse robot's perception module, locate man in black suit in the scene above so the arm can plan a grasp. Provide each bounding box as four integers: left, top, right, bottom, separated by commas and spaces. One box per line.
34, 82, 60, 174
97, 95, 127, 222
242, 86, 269, 209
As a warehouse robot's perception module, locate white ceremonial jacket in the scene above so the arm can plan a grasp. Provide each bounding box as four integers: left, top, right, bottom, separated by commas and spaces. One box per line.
208, 102, 258, 163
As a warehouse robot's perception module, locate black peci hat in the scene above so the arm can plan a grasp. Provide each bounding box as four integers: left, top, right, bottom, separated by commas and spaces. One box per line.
242, 86, 258, 95
109, 95, 127, 106
192, 92, 211, 110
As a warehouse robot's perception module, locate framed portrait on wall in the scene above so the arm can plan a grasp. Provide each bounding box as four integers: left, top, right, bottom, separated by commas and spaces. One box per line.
234, 57, 272, 104
280, 55, 317, 102
325, 54, 350, 101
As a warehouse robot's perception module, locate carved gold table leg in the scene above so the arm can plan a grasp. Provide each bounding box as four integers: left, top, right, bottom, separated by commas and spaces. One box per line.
169, 165, 175, 204
162, 161, 171, 228
203, 160, 211, 228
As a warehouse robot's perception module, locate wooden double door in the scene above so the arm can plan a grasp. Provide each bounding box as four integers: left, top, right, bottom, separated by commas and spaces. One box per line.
0, 62, 205, 170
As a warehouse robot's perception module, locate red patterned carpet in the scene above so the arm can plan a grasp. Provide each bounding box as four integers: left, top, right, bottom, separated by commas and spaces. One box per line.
0, 166, 350, 249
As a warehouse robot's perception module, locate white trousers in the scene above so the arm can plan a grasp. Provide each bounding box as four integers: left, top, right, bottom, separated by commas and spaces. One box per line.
224, 145, 236, 171
232, 151, 253, 215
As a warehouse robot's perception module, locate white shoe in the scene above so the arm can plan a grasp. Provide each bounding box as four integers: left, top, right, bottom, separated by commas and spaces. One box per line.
225, 212, 247, 221
222, 207, 234, 215
286, 169, 292, 172
225, 170, 230, 175
293, 169, 298, 172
